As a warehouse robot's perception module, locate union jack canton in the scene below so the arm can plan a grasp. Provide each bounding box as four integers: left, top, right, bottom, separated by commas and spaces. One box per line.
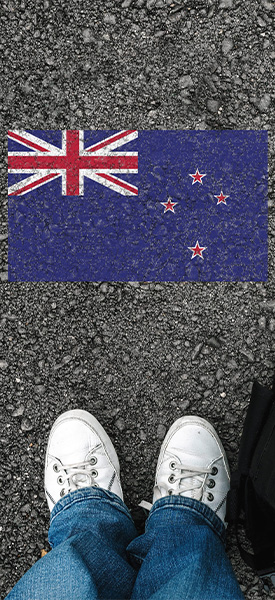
8, 129, 138, 196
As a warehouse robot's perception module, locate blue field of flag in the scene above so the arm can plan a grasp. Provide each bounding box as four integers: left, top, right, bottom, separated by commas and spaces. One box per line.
8, 129, 268, 282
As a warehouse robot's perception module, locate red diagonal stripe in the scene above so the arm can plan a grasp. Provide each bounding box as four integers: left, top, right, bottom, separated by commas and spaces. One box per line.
98, 173, 138, 195
10, 173, 60, 196
87, 130, 136, 152
8, 131, 50, 153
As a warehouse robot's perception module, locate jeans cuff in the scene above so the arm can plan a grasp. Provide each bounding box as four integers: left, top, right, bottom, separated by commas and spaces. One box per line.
147, 495, 226, 544
50, 487, 133, 526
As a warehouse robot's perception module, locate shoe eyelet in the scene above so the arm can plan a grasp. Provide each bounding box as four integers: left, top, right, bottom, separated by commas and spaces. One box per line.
207, 492, 214, 501
207, 479, 215, 489
60, 489, 65, 497
168, 474, 175, 483
91, 469, 98, 478
90, 457, 97, 466
168, 489, 173, 496
169, 461, 176, 470
57, 476, 64, 485
211, 467, 218, 476
93, 483, 99, 488
53, 464, 59, 473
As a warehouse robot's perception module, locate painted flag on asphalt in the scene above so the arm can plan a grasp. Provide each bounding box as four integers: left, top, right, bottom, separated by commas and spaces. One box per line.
8, 129, 268, 282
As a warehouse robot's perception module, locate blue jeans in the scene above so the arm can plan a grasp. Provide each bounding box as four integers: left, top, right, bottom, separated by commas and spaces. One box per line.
6, 488, 244, 600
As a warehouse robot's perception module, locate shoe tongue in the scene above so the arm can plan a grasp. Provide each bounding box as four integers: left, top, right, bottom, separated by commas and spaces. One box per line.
178, 476, 203, 501
70, 470, 92, 489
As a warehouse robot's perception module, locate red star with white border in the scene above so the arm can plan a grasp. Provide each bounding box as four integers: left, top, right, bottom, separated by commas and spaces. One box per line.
161, 196, 178, 213
189, 169, 206, 185
214, 190, 229, 205
188, 241, 207, 259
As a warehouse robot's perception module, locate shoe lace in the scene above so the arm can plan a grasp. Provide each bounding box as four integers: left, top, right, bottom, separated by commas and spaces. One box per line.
57, 461, 98, 493
167, 462, 213, 498
154, 453, 222, 501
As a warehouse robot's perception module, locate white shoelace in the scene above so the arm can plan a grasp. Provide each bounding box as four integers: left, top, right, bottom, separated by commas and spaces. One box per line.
153, 454, 222, 501
166, 461, 213, 498
56, 461, 98, 493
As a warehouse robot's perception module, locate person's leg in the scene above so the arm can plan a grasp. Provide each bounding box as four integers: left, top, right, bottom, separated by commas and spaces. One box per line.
128, 416, 244, 600
6, 410, 139, 600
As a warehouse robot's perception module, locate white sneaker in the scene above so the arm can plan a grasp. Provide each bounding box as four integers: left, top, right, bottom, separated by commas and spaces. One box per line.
153, 416, 230, 524
44, 409, 123, 511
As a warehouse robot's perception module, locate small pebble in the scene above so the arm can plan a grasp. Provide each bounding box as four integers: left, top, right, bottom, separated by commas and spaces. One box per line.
258, 316, 266, 330
192, 343, 203, 360
261, 0, 273, 9
207, 99, 220, 113
227, 358, 238, 369
34, 385, 46, 395
208, 336, 222, 349
216, 368, 223, 381
140, 429, 147, 441
258, 94, 271, 112
20, 503, 31, 514
157, 424, 167, 440
12, 406, 25, 417
178, 399, 190, 411
103, 13, 116, 24
222, 38, 233, 54
115, 418, 125, 432
219, 0, 233, 7
179, 75, 193, 89
21, 418, 34, 432
82, 28, 95, 43
257, 16, 266, 27
240, 348, 254, 363
122, 354, 130, 363
61, 355, 72, 365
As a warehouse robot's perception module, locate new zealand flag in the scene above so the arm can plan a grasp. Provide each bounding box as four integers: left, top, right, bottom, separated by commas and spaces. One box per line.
8, 129, 268, 282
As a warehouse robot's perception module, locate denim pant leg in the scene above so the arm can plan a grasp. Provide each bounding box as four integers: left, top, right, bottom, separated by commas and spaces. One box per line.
5, 488, 139, 600
127, 496, 244, 600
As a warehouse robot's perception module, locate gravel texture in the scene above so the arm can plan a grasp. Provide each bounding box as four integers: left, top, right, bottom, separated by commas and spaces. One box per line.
0, 0, 275, 598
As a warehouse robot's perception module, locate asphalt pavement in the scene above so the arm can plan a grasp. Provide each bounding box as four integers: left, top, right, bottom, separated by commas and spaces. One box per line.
1, 0, 275, 598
